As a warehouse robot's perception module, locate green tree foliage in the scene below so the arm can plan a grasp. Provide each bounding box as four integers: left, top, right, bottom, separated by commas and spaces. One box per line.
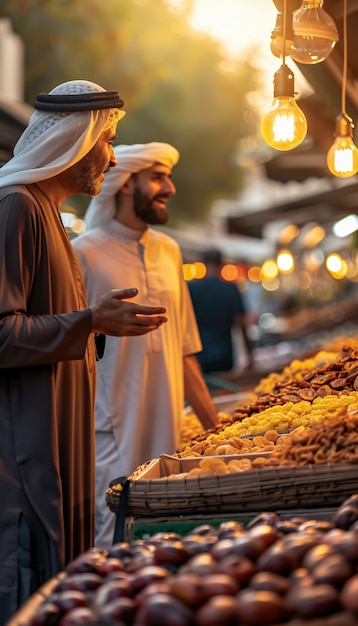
1, 0, 262, 223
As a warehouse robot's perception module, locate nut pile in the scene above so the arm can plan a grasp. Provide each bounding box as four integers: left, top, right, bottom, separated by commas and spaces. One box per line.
230, 345, 358, 426
254, 335, 358, 397
269, 407, 358, 467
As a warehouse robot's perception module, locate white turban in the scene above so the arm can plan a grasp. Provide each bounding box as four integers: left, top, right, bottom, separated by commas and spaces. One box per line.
84, 142, 180, 230
0, 80, 126, 187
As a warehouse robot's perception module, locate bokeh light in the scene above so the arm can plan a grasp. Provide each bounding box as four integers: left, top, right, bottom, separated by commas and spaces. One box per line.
221, 263, 239, 282
193, 261, 206, 279
183, 263, 196, 281
278, 224, 300, 245
277, 250, 294, 273
260, 259, 279, 281
302, 224, 326, 248
247, 266, 262, 282
262, 277, 280, 291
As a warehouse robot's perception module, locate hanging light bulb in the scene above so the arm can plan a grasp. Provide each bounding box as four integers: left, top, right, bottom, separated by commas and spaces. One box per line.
327, 114, 358, 178
261, 64, 307, 151
262, 0, 307, 151
327, 0, 358, 178
291, 0, 338, 64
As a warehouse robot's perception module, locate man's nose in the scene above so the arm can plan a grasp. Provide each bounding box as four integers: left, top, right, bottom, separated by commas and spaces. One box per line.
165, 178, 176, 195
109, 144, 117, 167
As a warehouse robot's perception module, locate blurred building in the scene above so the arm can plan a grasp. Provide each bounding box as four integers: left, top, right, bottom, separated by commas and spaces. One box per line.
0, 18, 32, 165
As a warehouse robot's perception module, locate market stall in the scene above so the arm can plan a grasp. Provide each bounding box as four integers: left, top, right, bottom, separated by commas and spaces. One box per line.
8, 499, 358, 625
8, 336, 358, 625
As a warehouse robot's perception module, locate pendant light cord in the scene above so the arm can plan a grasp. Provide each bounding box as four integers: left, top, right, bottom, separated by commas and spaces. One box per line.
342, 0, 347, 115
282, 0, 287, 64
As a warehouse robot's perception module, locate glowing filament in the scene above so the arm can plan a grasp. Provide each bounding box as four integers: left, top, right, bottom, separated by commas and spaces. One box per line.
273, 114, 295, 142
334, 148, 354, 173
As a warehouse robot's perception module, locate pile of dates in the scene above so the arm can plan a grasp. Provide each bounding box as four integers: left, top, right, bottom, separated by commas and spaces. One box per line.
26, 496, 358, 626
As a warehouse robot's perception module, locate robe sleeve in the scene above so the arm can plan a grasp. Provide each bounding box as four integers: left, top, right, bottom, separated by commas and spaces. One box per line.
0, 191, 92, 368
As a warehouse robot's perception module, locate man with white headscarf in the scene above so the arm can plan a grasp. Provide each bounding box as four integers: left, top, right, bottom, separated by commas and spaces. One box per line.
0, 82, 168, 623
74, 142, 219, 550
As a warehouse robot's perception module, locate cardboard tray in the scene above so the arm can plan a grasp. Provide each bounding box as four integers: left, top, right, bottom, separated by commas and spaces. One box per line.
106, 454, 358, 518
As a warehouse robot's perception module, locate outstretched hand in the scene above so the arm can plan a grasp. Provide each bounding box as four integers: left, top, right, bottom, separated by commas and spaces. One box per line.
90, 288, 167, 336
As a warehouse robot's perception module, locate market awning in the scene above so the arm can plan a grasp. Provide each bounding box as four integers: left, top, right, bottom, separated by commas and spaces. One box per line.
226, 180, 358, 239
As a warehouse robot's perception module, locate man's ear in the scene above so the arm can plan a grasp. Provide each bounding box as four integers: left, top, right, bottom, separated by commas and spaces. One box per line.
121, 175, 134, 196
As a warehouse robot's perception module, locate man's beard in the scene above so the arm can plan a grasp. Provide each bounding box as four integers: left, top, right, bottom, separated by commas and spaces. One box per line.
69, 154, 102, 197
133, 187, 169, 225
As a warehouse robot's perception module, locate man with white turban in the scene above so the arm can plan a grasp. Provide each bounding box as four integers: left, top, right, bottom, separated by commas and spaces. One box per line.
74, 142, 219, 550
0, 82, 168, 623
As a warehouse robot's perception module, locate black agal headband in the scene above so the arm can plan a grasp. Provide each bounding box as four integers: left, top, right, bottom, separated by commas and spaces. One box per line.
34, 91, 124, 112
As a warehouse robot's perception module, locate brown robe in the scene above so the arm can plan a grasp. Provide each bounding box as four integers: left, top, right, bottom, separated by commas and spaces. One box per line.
0, 184, 96, 621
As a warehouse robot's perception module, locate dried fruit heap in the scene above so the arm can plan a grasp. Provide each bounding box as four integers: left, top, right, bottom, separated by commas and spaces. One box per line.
174, 408, 358, 475
24, 497, 358, 626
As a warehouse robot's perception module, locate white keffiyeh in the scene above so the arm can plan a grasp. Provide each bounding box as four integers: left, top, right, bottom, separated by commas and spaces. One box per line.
84, 142, 180, 230
0, 80, 126, 187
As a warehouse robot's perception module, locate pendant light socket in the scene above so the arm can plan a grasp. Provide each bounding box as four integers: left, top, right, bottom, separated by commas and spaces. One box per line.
273, 63, 295, 97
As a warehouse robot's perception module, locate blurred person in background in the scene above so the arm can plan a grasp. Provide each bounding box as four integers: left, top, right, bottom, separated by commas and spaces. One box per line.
188, 248, 254, 375
0, 80, 168, 623
74, 142, 219, 550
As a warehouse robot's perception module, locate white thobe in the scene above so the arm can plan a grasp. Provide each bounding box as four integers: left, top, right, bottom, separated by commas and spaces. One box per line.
73, 220, 201, 548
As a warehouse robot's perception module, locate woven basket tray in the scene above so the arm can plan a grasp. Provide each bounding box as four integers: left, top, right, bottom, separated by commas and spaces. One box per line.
106, 455, 358, 518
